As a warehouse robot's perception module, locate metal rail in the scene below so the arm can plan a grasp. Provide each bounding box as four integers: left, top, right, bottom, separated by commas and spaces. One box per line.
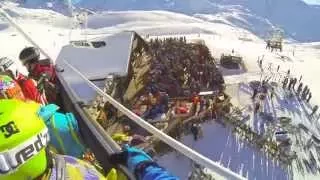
63, 60, 246, 180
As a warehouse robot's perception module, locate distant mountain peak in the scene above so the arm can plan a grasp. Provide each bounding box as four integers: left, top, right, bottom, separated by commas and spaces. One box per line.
17, 0, 320, 42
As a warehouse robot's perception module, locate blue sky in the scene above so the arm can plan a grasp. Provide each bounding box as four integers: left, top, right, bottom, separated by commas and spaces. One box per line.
303, 0, 320, 5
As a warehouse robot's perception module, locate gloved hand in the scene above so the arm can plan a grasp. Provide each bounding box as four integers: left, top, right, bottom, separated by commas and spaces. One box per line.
124, 145, 153, 172
37, 73, 49, 92
109, 144, 153, 172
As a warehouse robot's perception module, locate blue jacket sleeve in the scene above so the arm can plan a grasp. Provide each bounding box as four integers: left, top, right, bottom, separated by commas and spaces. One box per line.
141, 165, 179, 180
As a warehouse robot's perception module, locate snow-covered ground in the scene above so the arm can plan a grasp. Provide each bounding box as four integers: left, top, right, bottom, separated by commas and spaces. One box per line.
1, 1, 320, 179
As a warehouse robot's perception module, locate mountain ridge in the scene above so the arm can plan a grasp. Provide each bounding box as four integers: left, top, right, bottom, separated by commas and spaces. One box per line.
17, 0, 320, 42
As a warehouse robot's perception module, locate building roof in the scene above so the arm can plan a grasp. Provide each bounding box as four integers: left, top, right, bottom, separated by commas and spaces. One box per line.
57, 31, 135, 80
56, 31, 136, 102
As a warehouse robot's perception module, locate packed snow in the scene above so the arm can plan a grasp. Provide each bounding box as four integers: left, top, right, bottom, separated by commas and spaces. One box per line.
1, 1, 320, 179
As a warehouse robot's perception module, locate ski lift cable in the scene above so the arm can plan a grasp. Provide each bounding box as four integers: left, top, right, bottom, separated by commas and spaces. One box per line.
67, 0, 74, 42
0, 8, 53, 62
62, 60, 246, 180
0, 7, 245, 180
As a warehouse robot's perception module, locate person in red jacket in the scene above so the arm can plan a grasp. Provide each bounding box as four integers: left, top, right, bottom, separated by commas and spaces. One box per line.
19, 47, 56, 83
19, 46, 57, 103
0, 57, 47, 104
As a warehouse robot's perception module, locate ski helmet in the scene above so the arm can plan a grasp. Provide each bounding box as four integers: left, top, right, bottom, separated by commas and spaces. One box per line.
0, 57, 19, 79
19, 47, 40, 65
0, 75, 25, 101
0, 99, 49, 180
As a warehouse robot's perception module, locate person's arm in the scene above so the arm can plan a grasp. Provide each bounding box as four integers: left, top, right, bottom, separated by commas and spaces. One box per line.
137, 162, 179, 180
21, 78, 47, 104
109, 145, 179, 180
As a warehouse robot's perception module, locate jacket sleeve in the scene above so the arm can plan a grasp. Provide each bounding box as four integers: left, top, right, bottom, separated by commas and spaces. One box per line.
20, 79, 47, 104
141, 164, 179, 180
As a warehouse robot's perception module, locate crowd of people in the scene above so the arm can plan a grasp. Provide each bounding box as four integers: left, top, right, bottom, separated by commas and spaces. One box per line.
123, 38, 231, 144
281, 71, 319, 118
254, 59, 319, 120
91, 37, 227, 152
148, 37, 224, 97
0, 47, 178, 179
238, 57, 320, 167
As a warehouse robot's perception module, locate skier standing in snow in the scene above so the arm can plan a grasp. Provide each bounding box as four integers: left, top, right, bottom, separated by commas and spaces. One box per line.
307, 93, 312, 103
288, 78, 294, 90
190, 123, 199, 141
301, 91, 307, 100
260, 59, 263, 68
254, 101, 261, 114
283, 77, 288, 89
302, 85, 308, 95
197, 123, 203, 139
270, 87, 275, 99
297, 82, 303, 96
252, 88, 258, 99
268, 63, 272, 71
257, 56, 263, 69
311, 105, 319, 117
302, 85, 309, 100
305, 88, 310, 98
292, 78, 297, 90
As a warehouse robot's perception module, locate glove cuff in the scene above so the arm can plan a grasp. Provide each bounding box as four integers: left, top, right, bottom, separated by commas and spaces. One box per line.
134, 160, 157, 179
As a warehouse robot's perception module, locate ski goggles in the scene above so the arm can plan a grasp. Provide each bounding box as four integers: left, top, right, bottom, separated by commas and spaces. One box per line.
0, 127, 49, 175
